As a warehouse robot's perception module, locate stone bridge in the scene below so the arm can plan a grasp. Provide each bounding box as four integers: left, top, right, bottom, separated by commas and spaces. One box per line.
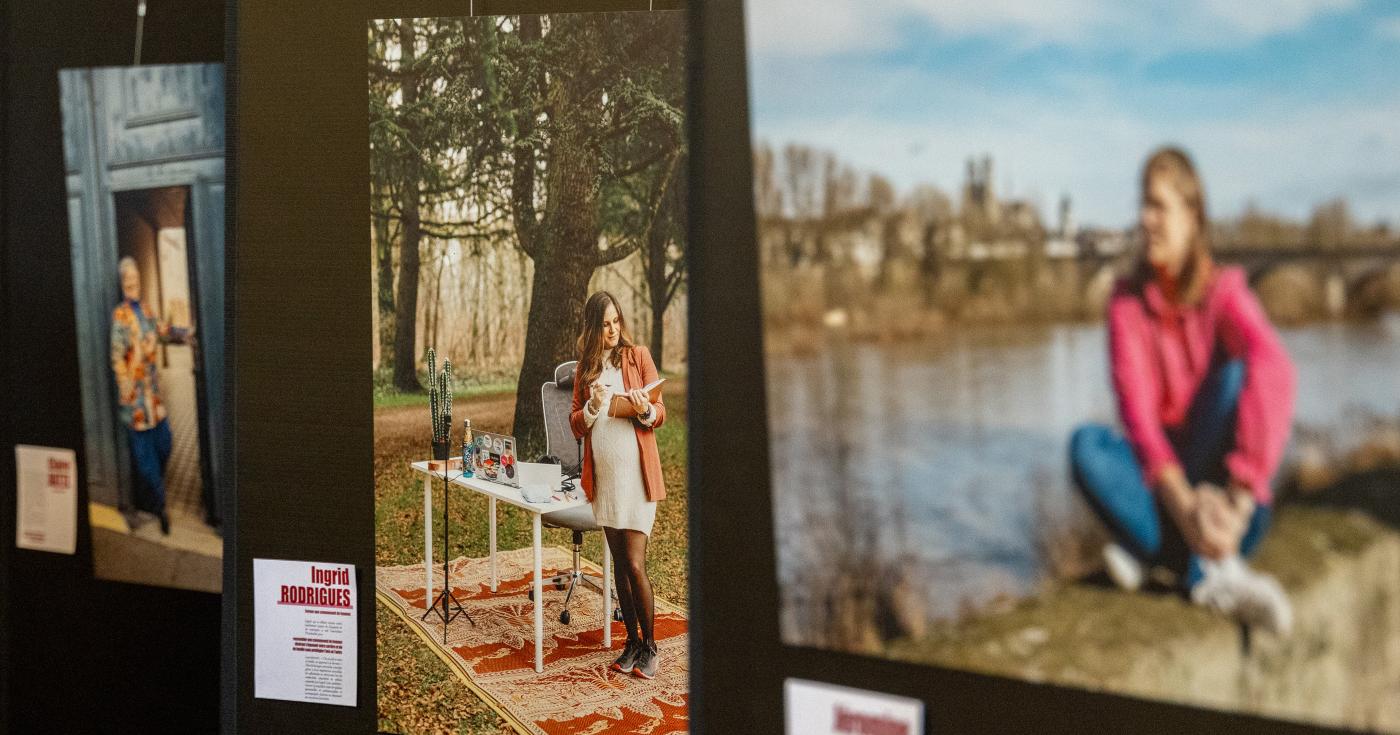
1056, 245, 1400, 319
1222, 246, 1400, 317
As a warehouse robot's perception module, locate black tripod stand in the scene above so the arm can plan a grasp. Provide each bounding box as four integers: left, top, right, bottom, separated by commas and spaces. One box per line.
421, 457, 474, 642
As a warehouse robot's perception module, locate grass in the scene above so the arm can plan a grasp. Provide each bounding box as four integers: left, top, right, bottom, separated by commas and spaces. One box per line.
373, 369, 688, 410
374, 381, 689, 734
373, 381, 520, 410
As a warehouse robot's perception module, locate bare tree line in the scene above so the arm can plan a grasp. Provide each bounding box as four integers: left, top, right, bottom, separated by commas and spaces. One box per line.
756, 140, 1400, 342
368, 228, 688, 383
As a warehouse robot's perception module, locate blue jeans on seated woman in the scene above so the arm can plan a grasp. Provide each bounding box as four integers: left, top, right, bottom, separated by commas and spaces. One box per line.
1069, 360, 1271, 591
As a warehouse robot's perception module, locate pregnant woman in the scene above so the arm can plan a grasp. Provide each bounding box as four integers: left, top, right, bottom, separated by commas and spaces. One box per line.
570, 291, 668, 678
1070, 147, 1297, 634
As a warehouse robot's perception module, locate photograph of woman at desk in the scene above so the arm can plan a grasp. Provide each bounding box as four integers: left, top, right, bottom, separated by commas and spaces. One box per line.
369, 10, 690, 732
570, 290, 668, 680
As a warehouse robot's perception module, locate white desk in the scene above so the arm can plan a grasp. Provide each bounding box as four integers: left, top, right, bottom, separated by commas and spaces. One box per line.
411, 461, 611, 673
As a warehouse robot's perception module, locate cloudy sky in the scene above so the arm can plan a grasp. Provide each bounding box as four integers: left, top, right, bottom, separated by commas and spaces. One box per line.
745, 0, 1400, 229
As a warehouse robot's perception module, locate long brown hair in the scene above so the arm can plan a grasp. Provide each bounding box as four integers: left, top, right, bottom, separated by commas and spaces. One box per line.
1135, 146, 1215, 305
576, 291, 634, 390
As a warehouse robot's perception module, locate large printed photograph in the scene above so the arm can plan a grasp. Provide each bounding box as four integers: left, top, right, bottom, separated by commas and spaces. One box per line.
368, 12, 690, 734
58, 64, 226, 593
749, 2, 1400, 728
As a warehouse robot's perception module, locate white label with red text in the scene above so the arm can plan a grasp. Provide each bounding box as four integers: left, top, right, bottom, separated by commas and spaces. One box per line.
785, 678, 923, 735
15, 445, 77, 554
254, 558, 358, 706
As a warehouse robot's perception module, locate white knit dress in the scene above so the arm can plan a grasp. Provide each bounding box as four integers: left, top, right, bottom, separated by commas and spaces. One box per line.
583, 350, 658, 535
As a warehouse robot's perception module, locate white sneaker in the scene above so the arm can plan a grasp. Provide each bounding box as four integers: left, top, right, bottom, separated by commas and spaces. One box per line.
1103, 543, 1144, 592
1191, 556, 1293, 636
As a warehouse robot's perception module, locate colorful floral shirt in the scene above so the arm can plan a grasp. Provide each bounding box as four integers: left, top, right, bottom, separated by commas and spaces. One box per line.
110, 300, 187, 432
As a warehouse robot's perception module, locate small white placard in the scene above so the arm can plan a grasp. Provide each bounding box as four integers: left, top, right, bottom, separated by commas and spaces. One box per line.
14, 445, 78, 554
254, 559, 358, 706
785, 678, 924, 735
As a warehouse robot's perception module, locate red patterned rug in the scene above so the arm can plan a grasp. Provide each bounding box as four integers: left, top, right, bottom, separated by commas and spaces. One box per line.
377, 547, 689, 734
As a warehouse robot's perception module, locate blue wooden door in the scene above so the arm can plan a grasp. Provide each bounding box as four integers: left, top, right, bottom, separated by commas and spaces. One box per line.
59, 64, 225, 516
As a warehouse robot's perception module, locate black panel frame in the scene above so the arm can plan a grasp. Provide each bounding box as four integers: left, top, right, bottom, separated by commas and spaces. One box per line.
228, 2, 681, 732
1, 2, 224, 732
685, 2, 1355, 733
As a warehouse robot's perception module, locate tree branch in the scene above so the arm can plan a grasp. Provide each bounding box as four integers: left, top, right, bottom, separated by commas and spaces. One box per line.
595, 237, 644, 266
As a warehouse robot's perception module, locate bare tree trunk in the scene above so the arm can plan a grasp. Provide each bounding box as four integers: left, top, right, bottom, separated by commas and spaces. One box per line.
514, 252, 595, 458
429, 250, 444, 350
374, 192, 396, 371
920, 222, 940, 308
510, 50, 604, 457
650, 304, 665, 372
391, 18, 423, 392
646, 228, 669, 372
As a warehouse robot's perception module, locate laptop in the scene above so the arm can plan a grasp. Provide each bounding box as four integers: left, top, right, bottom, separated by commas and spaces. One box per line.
467, 430, 520, 487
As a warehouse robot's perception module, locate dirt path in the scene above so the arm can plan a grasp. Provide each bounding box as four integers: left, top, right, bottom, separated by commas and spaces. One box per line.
374, 377, 688, 448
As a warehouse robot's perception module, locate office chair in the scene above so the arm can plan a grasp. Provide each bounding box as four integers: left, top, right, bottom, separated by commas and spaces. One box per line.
539, 360, 623, 625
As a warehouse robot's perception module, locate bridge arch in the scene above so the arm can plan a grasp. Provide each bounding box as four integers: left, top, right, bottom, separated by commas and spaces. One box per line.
1249, 263, 1328, 324
1347, 263, 1400, 318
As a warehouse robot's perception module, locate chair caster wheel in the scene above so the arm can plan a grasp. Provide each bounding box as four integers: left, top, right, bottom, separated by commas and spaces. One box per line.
559, 610, 571, 625
528, 589, 534, 601
613, 608, 624, 622
554, 580, 567, 591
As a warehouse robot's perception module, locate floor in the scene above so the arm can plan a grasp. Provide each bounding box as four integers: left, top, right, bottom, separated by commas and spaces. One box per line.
161, 344, 206, 519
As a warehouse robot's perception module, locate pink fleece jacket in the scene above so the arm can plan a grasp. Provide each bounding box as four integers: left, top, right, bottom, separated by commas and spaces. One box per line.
1107, 266, 1296, 504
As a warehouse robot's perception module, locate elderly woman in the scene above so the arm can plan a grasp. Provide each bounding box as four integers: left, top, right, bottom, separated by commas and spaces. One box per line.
1070, 147, 1296, 634
111, 256, 190, 535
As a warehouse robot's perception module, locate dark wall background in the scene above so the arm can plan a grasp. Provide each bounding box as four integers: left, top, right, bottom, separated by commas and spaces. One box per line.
1, 25, 11, 732
0, 3, 224, 733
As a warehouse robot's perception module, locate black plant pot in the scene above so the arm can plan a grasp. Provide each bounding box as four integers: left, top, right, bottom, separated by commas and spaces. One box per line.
432, 440, 450, 461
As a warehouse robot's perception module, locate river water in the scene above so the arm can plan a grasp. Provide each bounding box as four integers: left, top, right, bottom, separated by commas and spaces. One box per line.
768, 314, 1400, 630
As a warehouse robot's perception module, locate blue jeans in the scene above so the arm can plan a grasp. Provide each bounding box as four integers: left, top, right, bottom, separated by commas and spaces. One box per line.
128, 419, 173, 515
1069, 361, 1270, 590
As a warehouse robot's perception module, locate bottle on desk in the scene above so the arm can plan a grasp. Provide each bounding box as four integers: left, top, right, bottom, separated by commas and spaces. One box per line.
461, 419, 476, 478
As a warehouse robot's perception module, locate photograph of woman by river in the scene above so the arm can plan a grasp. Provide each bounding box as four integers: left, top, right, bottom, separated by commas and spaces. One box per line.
748, 2, 1400, 728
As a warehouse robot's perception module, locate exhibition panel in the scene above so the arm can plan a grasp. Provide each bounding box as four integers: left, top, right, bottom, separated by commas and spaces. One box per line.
230, 2, 684, 733
737, 0, 1400, 732
366, 11, 690, 730
0, 2, 225, 732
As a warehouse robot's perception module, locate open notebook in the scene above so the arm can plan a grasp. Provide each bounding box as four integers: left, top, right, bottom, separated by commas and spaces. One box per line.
607, 378, 665, 418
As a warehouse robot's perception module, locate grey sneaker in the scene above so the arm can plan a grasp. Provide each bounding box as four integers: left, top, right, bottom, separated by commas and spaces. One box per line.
1103, 543, 1144, 592
1192, 557, 1293, 636
610, 638, 642, 673
632, 640, 659, 679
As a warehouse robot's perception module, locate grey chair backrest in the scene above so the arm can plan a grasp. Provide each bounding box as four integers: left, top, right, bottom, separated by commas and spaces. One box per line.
541, 360, 581, 475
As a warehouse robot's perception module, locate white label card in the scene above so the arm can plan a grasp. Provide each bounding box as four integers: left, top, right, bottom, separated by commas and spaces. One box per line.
14, 445, 78, 554
785, 677, 924, 735
254, 558, 358, 707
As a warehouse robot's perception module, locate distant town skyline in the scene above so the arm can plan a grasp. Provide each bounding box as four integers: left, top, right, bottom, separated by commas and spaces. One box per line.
746, 0, 1400, 230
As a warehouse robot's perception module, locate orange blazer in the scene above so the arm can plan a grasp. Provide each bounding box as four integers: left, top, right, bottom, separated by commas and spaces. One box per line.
569, 345, 667, 503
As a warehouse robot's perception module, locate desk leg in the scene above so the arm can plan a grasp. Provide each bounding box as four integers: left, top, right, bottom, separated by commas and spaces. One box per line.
424, 475, 433, 606
533, 512, 544, 673
489, 497, 498, 593
602, 539, 612, 648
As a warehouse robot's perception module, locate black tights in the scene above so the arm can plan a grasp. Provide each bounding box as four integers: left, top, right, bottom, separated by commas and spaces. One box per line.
604, 527, 654, 643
